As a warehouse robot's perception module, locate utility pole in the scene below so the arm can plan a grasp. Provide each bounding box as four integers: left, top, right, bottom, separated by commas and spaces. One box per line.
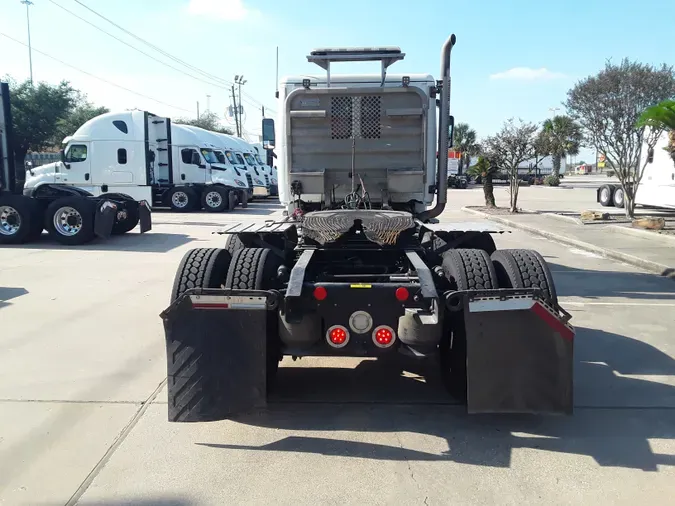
196, 101, 200, 120
206, 94, 211, 113
231, 84, 240, 137
235, 75, 247, 138
21, 0, 34, 84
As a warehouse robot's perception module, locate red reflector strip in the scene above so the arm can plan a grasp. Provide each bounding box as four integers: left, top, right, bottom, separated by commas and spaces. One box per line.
192, 303, 229, 310
531, 302, 574, 341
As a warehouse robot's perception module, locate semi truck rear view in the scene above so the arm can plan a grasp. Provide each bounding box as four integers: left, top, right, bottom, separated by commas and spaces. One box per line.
162, 36, 575, 422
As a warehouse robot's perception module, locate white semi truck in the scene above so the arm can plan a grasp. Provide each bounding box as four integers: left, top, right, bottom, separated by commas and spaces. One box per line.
252, 142, 278, 196
222, 134, 270, 198
597, 130, 675, 209
1, 82, 152, 246
162, 38, 576, 423
24, 112, 249, 214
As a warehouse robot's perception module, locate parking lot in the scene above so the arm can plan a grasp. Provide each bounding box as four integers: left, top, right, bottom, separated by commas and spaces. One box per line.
2, 187, 675, 506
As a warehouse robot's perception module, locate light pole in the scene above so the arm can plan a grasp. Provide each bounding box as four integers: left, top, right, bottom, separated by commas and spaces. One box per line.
21, 0, 34, 84
234, 75, 247, 137
548, 107, 560, 116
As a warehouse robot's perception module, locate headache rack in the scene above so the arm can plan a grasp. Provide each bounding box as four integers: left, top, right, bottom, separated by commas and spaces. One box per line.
307, 47, 406, 86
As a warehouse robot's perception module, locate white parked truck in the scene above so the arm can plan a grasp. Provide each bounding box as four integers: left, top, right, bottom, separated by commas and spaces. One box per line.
597, 130, 675, 209
0, 82, 151, 245
162, 37, 576, 423
252, 142, 278, 196
222, 135, 270, 198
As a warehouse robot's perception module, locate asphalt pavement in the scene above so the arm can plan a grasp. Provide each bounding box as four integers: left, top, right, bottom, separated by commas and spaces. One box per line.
1, 194, 674, 506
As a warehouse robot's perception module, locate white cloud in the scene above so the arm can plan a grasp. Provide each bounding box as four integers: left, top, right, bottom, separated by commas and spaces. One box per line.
489, 67, 567, 81
187, 0, 259, 21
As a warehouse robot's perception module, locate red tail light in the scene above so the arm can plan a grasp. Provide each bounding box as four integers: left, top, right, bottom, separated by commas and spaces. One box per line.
372, 325, 396, 348
313, 286, 327, 301
326, 325, 349, 348
395, 287, 409, 301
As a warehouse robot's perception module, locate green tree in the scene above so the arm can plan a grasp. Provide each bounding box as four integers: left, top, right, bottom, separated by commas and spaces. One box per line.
467, 156, 498, 207
5, 77, 80, 185
566, 58, 675, 217
637, 99, 675, 166
175, 111, 234, 135
53, 98, 109, 144
542, 115, 582, 175
452, 122, 479, 175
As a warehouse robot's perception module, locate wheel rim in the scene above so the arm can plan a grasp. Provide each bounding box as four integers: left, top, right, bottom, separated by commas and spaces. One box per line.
615, 189, 624, 205
0, 205, 21, 236
204, 191, 223, 208
171, 192, 189, 208
53, 206, 83, 236
601, 187, 609, 202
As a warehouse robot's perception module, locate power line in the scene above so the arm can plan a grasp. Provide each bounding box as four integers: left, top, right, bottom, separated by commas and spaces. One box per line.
0, 31, 193, 113
46, 0, 228, 91
70, 0, 274, 113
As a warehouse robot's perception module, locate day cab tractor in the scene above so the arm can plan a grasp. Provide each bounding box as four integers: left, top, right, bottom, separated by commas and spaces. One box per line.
162, 35, 575, 422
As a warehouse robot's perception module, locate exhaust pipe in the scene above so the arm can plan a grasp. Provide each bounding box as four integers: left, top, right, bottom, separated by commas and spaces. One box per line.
418, 34, 456, 222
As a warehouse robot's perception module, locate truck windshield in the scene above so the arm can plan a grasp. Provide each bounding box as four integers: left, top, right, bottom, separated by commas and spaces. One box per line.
243, 153, 256, 166
254, 154, 264, 165
200, 149, 219, 164
235, 153, 246, 165
214, 151, 227, 164
225, 151, 238, 164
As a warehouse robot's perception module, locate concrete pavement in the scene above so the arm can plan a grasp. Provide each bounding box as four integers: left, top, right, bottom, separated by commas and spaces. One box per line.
1, 198, 675, 505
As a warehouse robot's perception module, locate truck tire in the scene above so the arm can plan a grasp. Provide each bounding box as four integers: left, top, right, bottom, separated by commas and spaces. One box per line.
613, 186, 625, 208
0, 195, 43, 245
224, 234, 245, 256
225, 247, 283, 388
598, 185, 614, 207
239, 190, 248, 208
440, 249, 498, 403
201, 186, 230, 213
111, 205, 139, 235
167, 187, 197, 212
170, 247, 232, 303
491, 249, 558, 306
441, 248, 498, 291
45, 196, 96, 245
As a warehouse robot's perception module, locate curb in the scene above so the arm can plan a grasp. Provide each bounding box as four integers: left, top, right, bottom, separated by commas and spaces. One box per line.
461, 207, 673, 276
607, 224, 675, 244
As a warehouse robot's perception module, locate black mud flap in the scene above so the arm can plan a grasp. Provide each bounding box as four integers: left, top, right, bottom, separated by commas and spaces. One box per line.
139, 200, 152, 233
456, 290, 574, 415
94, 201, 116, 239
160, 288, 279, 422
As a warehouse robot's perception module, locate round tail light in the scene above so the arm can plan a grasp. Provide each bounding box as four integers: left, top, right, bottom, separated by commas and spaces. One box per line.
313, 286, 327, 301
395, 287, 409, 301
326, 325, 349, 348
372, 325, 396, 348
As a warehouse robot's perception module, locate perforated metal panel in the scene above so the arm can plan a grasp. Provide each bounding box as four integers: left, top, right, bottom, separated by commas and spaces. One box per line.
330, 96, 381, 139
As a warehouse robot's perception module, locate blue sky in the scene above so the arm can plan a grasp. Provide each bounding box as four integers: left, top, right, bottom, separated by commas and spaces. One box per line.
1, 0, 674, 160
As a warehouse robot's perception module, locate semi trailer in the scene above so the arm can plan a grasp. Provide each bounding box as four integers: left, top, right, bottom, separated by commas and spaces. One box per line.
0, 82, 151, 245
597, 130, 675, 209
162, 36, 575, 422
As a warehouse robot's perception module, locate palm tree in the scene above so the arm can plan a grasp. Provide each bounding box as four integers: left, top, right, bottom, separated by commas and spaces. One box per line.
637, 99, 675, 165
542, 115, 582, 175
452, 123, 480, 175
467, 156, 499, 207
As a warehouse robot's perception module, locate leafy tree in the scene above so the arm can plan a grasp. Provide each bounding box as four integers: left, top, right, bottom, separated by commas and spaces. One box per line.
542, 115, 582, 175
566, 58, 675, 217
5, 77, 80, 185
175, 111, 234, 135
53, 97, 109, 144
467, 156, 498, 207
637, 99, 675, 166
483, 118, 538, 212
452, 122, 480, 174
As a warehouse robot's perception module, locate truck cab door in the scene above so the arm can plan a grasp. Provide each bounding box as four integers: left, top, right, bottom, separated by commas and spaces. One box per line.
61, 142, 94, 190
179, 148, 208, 184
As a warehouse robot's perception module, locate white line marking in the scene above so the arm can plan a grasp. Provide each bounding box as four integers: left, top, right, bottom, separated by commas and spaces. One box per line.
561, 301, 675, 307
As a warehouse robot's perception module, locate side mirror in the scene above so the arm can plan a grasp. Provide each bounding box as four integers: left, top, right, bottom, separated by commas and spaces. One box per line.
191, 152, 201, 165
262, 118, 276, 149
59, 149, 65, 162
448, 115, 455, 148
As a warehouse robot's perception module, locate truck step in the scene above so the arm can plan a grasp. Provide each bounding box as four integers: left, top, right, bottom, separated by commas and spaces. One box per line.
152, 120, 165, 124
158, 163, 169, 167
157, 148, 168, 151
156, 138, 168, 142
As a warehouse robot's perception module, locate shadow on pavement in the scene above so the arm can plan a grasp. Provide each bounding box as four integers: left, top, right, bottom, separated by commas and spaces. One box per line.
197, 325, 675, 471
1, 232, 193, 253
550, 262, 675, 300
0, 287, 28, 309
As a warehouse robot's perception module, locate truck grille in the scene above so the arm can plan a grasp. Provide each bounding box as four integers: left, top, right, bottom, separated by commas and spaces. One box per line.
245, 173, 253, 187
264, 174, 270, 187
